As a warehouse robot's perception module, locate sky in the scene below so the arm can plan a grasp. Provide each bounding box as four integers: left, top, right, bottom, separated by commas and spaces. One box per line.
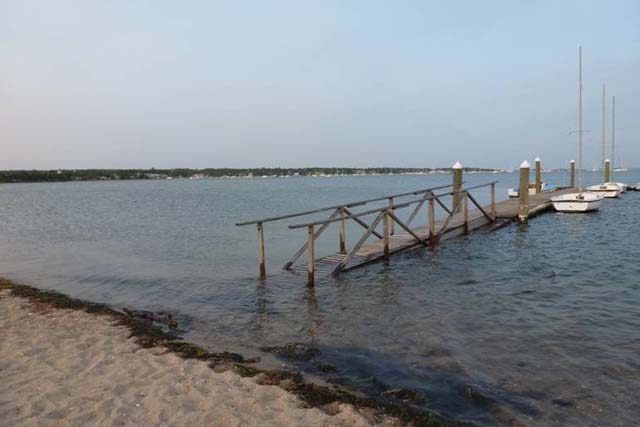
1, 1, 639, 170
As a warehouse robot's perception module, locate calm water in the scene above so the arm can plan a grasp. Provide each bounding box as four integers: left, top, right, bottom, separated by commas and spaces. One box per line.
1, 170, 638, 426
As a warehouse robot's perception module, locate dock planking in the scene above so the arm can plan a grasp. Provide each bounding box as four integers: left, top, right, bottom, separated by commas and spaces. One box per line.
288, 187, 579, 277
236, 161, 582, 286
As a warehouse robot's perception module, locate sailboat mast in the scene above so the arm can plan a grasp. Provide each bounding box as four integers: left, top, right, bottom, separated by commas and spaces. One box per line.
602, 84, 606, 178
578, 46, 583, 193
611, 95, 616, 180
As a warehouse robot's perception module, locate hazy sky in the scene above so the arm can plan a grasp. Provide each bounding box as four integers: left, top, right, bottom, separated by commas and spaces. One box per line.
2, 1, 639, 169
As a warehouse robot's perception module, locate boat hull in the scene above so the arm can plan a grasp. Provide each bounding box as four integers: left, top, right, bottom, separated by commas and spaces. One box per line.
551, 193, 603, 212
585, 184, 621, 198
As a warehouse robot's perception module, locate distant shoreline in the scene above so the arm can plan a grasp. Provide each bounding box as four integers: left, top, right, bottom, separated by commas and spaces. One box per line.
0, 167, 502, 184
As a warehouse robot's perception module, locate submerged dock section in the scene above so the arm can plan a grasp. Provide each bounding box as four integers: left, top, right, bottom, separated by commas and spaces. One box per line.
237, 161, 577, 286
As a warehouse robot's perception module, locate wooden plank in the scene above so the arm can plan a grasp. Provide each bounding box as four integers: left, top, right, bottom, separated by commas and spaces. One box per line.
257, 222, 266, 278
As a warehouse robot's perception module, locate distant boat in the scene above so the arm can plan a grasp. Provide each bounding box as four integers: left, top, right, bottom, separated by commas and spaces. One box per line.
551, 47, 603, 213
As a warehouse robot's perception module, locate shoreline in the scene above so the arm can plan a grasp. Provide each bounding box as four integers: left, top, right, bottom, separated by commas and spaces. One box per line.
0, 278, 465, 427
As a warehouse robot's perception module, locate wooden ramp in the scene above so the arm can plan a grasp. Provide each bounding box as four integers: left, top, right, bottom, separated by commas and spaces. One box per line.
237, 182, 578, 285
289, 187, 577, 277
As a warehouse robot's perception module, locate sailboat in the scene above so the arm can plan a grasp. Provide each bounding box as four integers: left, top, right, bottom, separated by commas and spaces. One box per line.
586, 84, 621, 198
552, 47, 604, 212
605, 95, 628, 192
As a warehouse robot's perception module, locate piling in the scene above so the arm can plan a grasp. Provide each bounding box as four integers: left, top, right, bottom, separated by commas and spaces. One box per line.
452, 161, 463, 212
535, 157, 542, 193
307, 225, 315, 286
569, 160, 575, 187
257, 223, 266, 278
604, 159, 610, 183
518, 160, 530, 222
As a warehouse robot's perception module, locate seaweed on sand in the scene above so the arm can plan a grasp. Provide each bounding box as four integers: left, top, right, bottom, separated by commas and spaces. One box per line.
0, 277, 473, 427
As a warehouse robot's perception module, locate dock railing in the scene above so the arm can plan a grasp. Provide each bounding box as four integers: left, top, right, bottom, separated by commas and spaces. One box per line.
236, 181, 497, 285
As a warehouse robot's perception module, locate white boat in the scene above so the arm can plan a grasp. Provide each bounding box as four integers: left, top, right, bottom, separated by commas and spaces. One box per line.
551, 192, 603, 212
552, 47, 604, 213
607, 181, 627, 192
585, 183, 621, 198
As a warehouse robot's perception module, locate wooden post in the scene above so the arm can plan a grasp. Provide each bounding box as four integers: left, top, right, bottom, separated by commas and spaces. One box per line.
257, 222, 266, 278
604, 159, 610, 183
569, 160, 575, 188
339, 207, 346, 253
518, 160, 530, 222
307, 225, 315, 286
462, 191, 469, 234
452, 161, 463, 212
490, 183, 496, 220
382, 210, 390, 258
388, 197, 395, 236
428, 198, 435, 244
535, 157, 542, 193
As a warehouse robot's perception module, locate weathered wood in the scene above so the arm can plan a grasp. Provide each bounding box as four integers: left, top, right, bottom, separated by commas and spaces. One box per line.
435, 195, 464, 241
307, 225, 315, 286
452, 163, 463, 212
463, 192, 469, 234
428, 198, 435, 244
342, 207, 383, 239
236, 183, 456, 226
406, 191, 429, 227
490, 183, 496, 219
332, 211, 384, 275
466, 192, 493, 222
388, 211, 428, 247
283, 208, 340, 270
382, 211, 390, 258
339, 208, 346, 253
388, 198, 395, 236
306, 187, 578, 278
519, 162, 530, 222
257, 222, 266, 278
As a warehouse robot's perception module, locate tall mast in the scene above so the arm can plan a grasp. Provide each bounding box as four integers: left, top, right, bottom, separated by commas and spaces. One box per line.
578, 46, 583, 192
602, 84, 606, 180
611, 95, 616, 180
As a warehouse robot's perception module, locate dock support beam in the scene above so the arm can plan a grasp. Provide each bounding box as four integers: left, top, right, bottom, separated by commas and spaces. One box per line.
382, 210, 390, 258
307, 225, 315, 286
257, 222, 266, 278
535, 157, 542, 193
490, 183, 496, 220
452, 161, 463, 212
569, 160, 575, 187
428, 198, 435, 245
388, 197, 395, 236
463, 191, 469, 234
518, 161, 530, 222
604, 159, 610, 183
339, 208, 346, 253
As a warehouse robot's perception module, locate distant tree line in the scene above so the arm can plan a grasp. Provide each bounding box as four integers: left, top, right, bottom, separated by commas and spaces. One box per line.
0, 167, 498, 183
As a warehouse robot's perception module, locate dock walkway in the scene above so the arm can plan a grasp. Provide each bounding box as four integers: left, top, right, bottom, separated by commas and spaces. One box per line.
288, 187, 577, 277
237, 178, 578, 285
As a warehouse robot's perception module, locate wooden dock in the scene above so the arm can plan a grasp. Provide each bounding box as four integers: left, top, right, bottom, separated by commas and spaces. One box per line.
286, 186, 577, 277
237, 174, 579, 286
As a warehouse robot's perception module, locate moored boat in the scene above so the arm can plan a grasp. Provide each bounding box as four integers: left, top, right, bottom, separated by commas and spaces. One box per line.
552, 47, 604, 213
585, 183, 621, 198
551, 192, 603, 212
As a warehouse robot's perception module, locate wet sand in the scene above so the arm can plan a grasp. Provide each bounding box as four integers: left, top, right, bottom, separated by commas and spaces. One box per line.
0, 289, 388, 427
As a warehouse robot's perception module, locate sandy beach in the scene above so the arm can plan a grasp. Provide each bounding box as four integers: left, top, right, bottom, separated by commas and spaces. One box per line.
0, 288, 392, 427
